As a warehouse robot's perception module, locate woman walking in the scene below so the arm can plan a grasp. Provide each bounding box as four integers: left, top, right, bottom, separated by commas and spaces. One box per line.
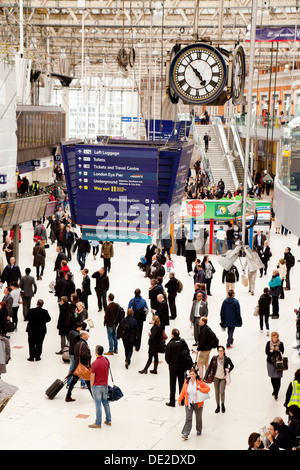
201, 255, 214, 296
32, 240, 46, 280
178, 367, 210, 440
204, 345, 234, 413
266, 331, 284, 400
138, 315, 162, 375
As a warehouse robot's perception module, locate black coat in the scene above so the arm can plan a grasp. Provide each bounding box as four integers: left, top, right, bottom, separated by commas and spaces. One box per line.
61, 279, 76, 300
149, 284, 163, 310
156, 300, 169, 328
117, 316, 140, 345
258, 292, 272, 313
165, 277, 178, 295
57, 303, 72, 335
54, 252, 67, 272
82, 275, 92, 296
25, 306, 51, 336
148, 324, 163, 355
73, 238, 91, 254
92, 271, 109, 292
1, 264, 21, 285
165, 336, 189, 370
145, 244, 157, 264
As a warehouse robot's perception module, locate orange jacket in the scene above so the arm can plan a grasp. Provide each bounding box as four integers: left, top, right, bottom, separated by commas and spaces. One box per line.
178, 378, 210, 408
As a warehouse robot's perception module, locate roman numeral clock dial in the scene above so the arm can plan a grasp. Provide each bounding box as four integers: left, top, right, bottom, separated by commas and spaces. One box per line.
169, 43, 227, 105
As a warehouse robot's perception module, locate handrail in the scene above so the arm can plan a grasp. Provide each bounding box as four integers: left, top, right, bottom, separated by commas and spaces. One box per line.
212, 116, 239, 190
191, 119, 215, 184
230, 117, 253, 188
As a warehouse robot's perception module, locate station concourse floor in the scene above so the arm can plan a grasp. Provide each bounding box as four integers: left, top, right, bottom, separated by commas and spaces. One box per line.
1, 220, 300, 453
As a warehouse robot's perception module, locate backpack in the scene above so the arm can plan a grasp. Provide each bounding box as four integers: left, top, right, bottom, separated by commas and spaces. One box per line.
114, 304, 125, 327
226, 266, 236, 283
177, 279, 183, 293
180, 341, 193, 371
117, 318, 130, 340
206, 328, 219, 349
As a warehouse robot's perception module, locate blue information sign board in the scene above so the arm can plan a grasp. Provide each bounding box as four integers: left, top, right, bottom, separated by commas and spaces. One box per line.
75, 144, 158, 231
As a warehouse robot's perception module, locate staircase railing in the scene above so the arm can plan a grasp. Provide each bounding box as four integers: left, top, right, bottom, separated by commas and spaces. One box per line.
191, 119, 215, 185
230, 117, 253, 188
212, 117, 239, 190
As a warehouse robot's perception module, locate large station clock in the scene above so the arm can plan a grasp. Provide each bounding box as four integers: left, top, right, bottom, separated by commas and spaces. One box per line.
231, 44, 246, 105
169, 43, 228, 105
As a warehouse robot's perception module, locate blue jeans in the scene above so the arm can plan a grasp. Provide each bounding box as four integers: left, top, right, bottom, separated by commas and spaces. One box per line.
92, 385, 111, 426
77, 251, 86, 270
67, 354, 86, 387
217, 240, 224, 254
106, 326, 118, 353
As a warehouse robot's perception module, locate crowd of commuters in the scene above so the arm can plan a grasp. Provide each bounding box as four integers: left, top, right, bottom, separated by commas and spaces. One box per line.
0, 164, 299, 449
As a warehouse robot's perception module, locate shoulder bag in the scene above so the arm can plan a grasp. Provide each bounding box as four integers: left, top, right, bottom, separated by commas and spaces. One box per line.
73, 342, 91, 381
106, 360, 123, 402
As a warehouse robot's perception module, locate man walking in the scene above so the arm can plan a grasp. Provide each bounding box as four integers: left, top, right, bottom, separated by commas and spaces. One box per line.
89, 345, 111, 429
222, 264, 239, 294
165, 329, 189, 407
195, 317, 218, 379
19, 268, 37, 319
103, 293, 119, 355
128, 289, 148, 351
117, 308, 140, 369
220, 289, 242, 349
25, 299, 51, 361
72, 233, 91, 270
189, 292, 208, 346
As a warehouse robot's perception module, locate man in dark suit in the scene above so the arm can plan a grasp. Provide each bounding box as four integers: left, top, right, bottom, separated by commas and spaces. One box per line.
19, 268, 37, 319
266, 420, 298, 450
144, 243, 157, 278
253, 229, 266, 257
25, 299, 51, 361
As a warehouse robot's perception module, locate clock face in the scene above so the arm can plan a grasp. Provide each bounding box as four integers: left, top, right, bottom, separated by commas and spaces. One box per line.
232, 45, 245, 105
169, 43, 227, 105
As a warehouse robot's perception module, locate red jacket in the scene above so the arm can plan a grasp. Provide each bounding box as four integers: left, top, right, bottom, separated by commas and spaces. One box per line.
178, 378, 210, 408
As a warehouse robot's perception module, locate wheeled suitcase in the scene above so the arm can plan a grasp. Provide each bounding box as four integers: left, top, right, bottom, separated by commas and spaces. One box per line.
45, 378, 67, 399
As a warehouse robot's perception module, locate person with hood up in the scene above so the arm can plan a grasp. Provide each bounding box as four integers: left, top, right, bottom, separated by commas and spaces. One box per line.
220, 289, 242, 349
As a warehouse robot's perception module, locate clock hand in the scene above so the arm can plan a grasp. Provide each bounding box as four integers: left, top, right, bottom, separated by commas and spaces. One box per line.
189, 64, 205, 84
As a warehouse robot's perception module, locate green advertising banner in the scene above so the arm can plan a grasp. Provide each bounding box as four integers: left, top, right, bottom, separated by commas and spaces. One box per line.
185, 199, 271, 221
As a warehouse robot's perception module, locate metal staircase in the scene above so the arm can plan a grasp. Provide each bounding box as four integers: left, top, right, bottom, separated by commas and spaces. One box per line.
193, 122, 237, 194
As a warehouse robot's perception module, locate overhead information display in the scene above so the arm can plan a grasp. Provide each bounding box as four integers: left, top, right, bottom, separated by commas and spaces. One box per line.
0, 194, 49, 230
75, 144, 159, 231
